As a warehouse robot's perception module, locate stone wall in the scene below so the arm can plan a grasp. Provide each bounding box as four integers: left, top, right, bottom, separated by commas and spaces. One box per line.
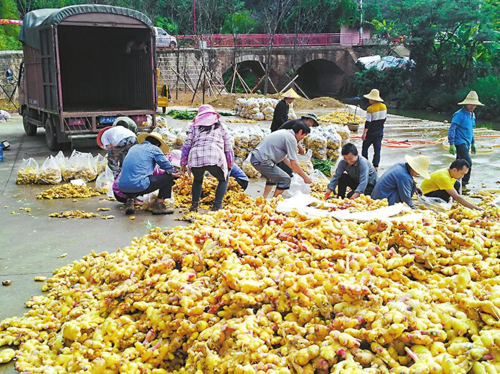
0, 51, 23, 101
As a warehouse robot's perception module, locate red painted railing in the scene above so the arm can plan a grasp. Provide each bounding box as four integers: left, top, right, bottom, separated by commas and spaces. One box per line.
177, 33, 362, 48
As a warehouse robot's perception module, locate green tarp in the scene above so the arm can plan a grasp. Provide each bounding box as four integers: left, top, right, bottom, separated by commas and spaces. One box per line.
20, 5, 153, 50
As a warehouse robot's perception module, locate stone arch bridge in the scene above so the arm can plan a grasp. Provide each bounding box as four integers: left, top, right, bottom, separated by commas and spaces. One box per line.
157, 45, 374, 98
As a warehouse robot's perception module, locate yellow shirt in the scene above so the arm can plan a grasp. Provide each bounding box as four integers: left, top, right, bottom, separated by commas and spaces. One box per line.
421, 168, 456, 195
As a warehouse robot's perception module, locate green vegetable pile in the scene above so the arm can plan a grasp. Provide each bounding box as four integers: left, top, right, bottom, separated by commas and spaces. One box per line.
167, 109, 234, 120
312, 159, 336, 177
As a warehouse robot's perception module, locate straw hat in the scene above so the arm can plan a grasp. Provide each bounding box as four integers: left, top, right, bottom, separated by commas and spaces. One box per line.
96, 126, 112, 149
282, 89, 300, 99
138, 132, 169, 154
458, 91, 484, 106
301, 113, 319, 127
405, 155, 430, 179
363, 89, 384, 102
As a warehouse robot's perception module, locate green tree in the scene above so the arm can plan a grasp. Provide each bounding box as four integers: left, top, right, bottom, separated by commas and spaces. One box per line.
0, 0, 22, 50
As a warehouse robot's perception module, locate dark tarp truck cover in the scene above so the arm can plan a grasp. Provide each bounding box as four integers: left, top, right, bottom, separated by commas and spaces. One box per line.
19, 5, 154, 50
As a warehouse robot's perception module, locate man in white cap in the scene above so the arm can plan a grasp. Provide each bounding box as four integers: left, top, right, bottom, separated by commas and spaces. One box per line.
361, 89, 387, 170
448, 91, 484, 189
371, 155, 430, 208
270, 89, 300, 132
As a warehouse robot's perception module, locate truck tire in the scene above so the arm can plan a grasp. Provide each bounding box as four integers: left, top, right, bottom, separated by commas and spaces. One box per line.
23, 113, 37, 136
45, 117, 61, 152
169, 41, 176, 49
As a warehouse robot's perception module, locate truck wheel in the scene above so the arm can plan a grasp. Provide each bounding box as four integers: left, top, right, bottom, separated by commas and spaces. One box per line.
169, 41, 176, 49
23, 114, 37, 136
45, 117, 61, 152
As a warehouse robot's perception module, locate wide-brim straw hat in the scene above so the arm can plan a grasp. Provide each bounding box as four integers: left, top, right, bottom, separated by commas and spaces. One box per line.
281, 89, 301, 99
138, 132, 169, 154
363, 89, 384, 102
301, 113, 319, 127
405, 155, 430, 179
96, 126, 112, 149
458, 91, 484, 106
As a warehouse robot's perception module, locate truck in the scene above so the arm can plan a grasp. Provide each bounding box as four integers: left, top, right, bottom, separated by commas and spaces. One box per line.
18, 5, 157, 151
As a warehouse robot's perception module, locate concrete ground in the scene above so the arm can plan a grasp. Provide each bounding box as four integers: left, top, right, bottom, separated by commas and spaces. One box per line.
0, 109, 499, 373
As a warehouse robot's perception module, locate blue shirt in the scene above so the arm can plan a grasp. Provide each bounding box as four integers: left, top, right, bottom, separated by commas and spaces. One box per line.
328, 156, 377, 194
117, 141, 175, 192
448, 108, 475, 148
230, 164, 249, 182
371, 163, 416, 208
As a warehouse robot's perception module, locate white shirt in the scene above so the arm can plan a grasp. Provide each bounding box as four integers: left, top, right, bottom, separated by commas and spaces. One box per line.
101, 127, 136, 147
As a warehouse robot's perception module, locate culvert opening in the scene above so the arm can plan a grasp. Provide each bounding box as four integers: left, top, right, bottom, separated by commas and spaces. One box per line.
296, 59, 344, 98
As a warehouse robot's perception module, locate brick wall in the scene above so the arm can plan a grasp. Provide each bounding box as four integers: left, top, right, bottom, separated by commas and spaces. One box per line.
0, 51, 23, 101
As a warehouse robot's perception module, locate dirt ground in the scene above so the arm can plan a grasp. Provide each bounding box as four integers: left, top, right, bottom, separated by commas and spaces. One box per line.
168, 92, 345, 111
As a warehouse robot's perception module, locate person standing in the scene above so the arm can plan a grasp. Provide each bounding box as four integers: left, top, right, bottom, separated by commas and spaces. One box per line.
371, 155, 430, 208
420, 159, 482, 210
97, 126, 137, 177
325, 143, 377, 199
250, 122, 312, 198
270, 89, 300, 132
117, 133, 180, 215
448, 91, 484, 189
361, 89, 387, 170
181, 105, 234, 212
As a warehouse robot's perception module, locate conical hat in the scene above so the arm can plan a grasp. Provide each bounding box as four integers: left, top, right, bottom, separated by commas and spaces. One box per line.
458, 91, 484, 106
363, 89, 384, 102
281, 89, 300, 99
405, 155, 430, 179
138, 132, 169, 154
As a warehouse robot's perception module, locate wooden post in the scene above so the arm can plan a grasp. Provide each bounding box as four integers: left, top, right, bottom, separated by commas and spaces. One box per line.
279, 75, 299, 93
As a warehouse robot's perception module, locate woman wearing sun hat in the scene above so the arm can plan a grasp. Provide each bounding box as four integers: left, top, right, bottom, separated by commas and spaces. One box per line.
361, 89, 387, 170
181, 104, 234, 212
117, 132, 181, 215
96, 125, 137, 177
270, 89, 300, 132
448, 91, 484, 189
371, 155, 430, 208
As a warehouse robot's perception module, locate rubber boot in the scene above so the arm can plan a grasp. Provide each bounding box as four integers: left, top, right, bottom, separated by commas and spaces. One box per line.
189, 202, 199, 212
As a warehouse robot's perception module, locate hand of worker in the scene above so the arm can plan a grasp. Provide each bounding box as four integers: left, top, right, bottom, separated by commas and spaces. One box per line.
361, 131, 367, 141
471, 143, 477, 154
350, 192, 360, 200
303, 175, 312, 184
448, 144, 456, 155
325, 190, 331, 200
415, 187, 423, 196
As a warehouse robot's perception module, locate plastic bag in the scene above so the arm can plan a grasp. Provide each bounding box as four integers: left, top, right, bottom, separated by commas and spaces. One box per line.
417, 195, 453, 212
248, 128, 264, 149
95, 166, 115, 196
167, 150, 182, 168
16, 158, 39, 185
242, 154, 261, 178
305, 132, 327, 160
73, 152, 98, 182
94, 154, 107, 174
62, 150, 79, 181
310, 169, 329, 182
296, 150, 314, 174
285, 173, 311, 197
326, 132, 342, 151
38, 156, 62, 184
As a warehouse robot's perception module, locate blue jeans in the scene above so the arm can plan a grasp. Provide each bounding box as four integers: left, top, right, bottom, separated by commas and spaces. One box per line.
191, 166, 228, 209
455, 144, 472, 185
362, 132, 383, 168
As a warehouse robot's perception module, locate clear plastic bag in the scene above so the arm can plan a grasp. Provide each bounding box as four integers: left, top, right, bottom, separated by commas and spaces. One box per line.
16, 158, 39, 185
417, 195, 453, 212
95, 166, 115, 196
310, 169, 329, 182
38, 156, 62, 184
62, 150, 79, 181
94, 154, 107, 174
305, 132, 327, 160
285, 173, 311, 197
73, 152, 98, 182
296, 149, 314, 174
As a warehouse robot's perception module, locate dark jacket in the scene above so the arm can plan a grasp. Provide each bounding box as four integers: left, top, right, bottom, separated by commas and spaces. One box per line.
270, 100, 289, 132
